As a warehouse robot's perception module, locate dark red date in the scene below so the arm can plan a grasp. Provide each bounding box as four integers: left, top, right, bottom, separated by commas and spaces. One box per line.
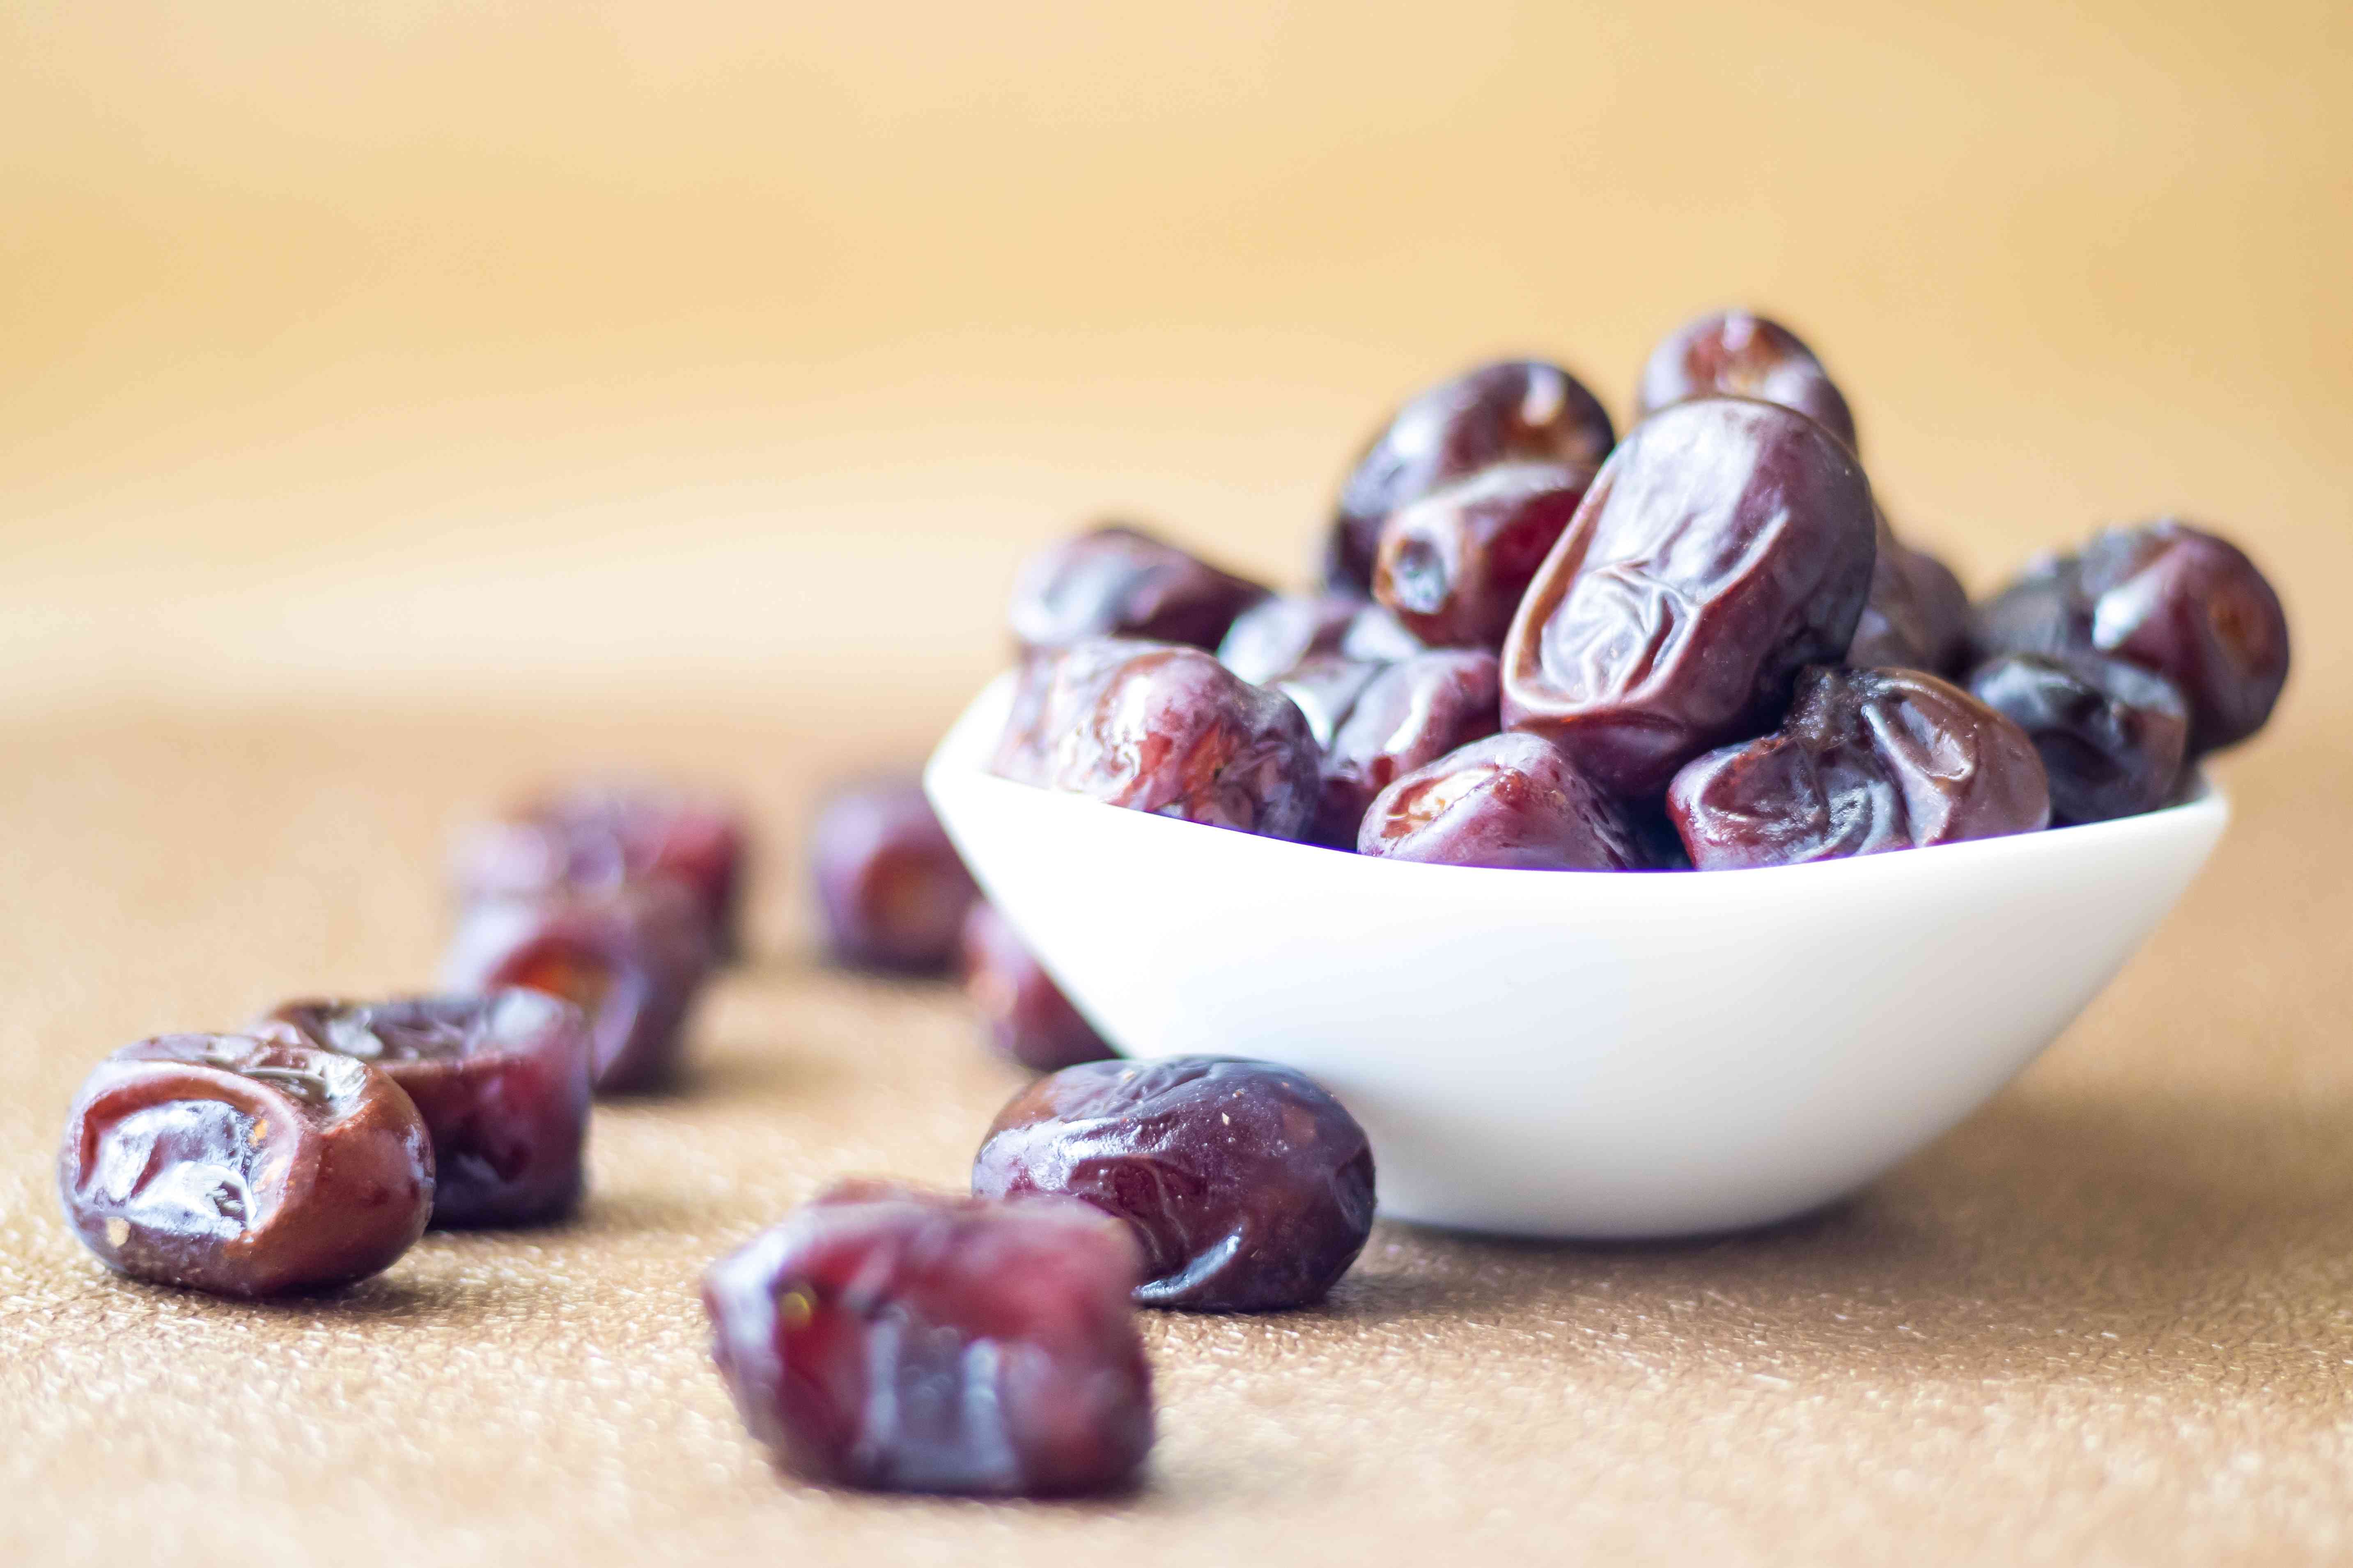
58, 1034, 434, 1297
1667, 666, 2050, 868
1269, 653, 1387, 747
1373, 462, 1593, 649
1636, 308, 1858, 452
1314, 648, 1501, 848
810, 779, 979, 974
1010, 523, 1269, 654
1325, 360, 1614, 593
1501, 397, 1878, 796
992, 640, 1320, 840
1966, 653, 2189, 825
702, 1183, 1152, 1495
959, 902, 1116, 1073
1216, 593, 1368, 685
973, 1057, 1375, 1312
1358, 731, 1641, 870
1847, 512, 1970, 675
255, 990, 592, 1228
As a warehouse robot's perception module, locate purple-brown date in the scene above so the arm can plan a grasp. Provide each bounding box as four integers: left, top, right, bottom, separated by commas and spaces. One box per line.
1636, 308, 1858, 452
1314, 648, 1501, 848
1358, 730, 1641, 871
973, 1057, 1375, 1312
440, 879, 712, 1094
58, 1034, 434, 1297
959, 902, 1115, 1073
1847, 512, 1970, 675
1966, 653, 2189, 825
992, 639, 1320, 841
1373, 462, 1593, 650
1667, 666, 2051, 869
1268, 652, 1387, 748
1216, 592, 1366, 685
1324, 360, 1615, 593
809, 779, 979, 974
1501, 397, 1878, 797
451, 784, 748, 963
255, 990, 592, 1228
1972, 519, 2289, 756
702, 1183, 1152, 1495
1009, 523, 1269, 654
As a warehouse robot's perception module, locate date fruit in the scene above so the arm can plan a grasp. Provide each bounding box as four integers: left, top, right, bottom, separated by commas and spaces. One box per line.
810, 779, 980, 973
1972, 520, 2289, 756
1667, 666, 2050, 869
1325, 360, 1614, 593
440, 880, 712, 1093
1847, 512, 1970, 675
1966, 653, 2189, 825
973, 1057, 1375, 1312
992, 639, 1320, 840
1314, 648, 1501, 847
1373, 462, 1593, 649
1269, 652, 1387, 747
58, 1034, 433, 1297
960, 902, 1116, 1073
1357, 730, 1641, 870
1636, 308, 1858, 452
702, 1183, 1152, 1495
1501, 397, 1878, 796
1217, 593, 1368, 685
1010, 523, 1269, 654
255, 990, 592, 1228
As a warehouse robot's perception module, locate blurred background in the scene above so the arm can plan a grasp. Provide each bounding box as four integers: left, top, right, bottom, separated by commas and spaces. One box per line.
2, 0, 2346, 739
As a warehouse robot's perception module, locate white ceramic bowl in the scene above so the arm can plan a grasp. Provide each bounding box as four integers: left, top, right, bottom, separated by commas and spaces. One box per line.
925, 674, 2229, 1239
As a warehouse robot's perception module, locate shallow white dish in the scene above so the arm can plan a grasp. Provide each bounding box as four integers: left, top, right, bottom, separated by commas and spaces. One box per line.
925, 673, 2229, 1239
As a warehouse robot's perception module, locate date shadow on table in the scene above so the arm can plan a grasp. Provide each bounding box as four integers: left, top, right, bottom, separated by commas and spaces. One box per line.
1325, 1088, 2353, 1366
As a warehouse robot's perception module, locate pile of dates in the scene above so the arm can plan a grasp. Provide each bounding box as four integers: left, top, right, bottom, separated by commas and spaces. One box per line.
990, 311, 2291, 870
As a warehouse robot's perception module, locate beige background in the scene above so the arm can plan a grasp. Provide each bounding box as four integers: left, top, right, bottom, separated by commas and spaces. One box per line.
4, 2, 2352, 1564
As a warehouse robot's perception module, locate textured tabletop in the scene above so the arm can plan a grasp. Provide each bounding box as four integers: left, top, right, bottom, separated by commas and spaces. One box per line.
2, 695, 2346, 1568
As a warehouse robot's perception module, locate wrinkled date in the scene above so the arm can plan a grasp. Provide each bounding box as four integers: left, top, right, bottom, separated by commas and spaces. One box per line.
1373, 462, 1593, 649
1501, 397, 1878, 796
1972, 519, 2289, 756
1358, 731, 1641, 870
256, 990, 592, 1228
1636, 308, 1858, 452
439, 880, 712, 1094
1315, 649, 1501, 848
1967, 653, 2189, 825
959, 902, 1115, 1073
1667, 666, 2051, 868
451, 784, 747, 963
58, 1035, 434, 1297
1009, 523, 1269, 654
810, 779, 979, 974
1325, 360, 1615, 593
992, 640, 1321, 840
1847, 513, 1970, 675
702, 1184, 1153, 1495
973, 1057, 1375, 1312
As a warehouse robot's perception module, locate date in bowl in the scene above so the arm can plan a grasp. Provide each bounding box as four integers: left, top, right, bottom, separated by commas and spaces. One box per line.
925, 674, 2228, 1239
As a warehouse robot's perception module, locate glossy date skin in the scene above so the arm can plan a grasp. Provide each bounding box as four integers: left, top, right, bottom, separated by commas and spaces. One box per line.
1501, 397, 1878, 797
992, 640, 1321, 840
451, 784, 747, 963
1009, 523, 1269, 654
973, 1058, 1375, 1312
256, 990, 592, 1228
1966, 653, 2189, 825
1972, 520, 2289, 756
1373, 462, 1593, 650
1667, 667, 2050, 869
1847, 512, 1970, 675
1325, 360, 1615, 593
959, 902, 1115, 1073
1268, 653, 1386, 748
440, 880, 712, 1094
1314, 649, 1501, 848
1358, 731, 1641, 870
1636, 308, 1858, 452
810, 780, 979, 974
58, 1035, 434, 1297
702, 1184, 1152, 1495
